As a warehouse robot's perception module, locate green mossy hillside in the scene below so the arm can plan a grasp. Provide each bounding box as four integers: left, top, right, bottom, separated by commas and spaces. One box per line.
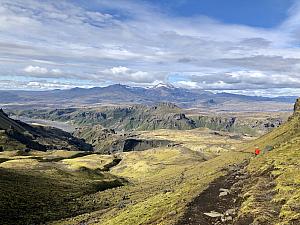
0, 154, 126, 225
236, 98, 300, 224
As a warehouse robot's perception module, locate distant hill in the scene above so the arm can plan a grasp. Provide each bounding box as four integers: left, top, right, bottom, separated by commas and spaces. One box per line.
14, 103, 196, 131
0, 84, 297, 109
0, 109, 92, 152
13, 103, 284, 136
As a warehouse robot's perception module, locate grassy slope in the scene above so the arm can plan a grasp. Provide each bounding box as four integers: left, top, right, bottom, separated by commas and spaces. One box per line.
240, 111, 300, 152
0, 131, 26, 151
101, 151, 248, 225
0, 153, 125, 225
60, 154, 116, 170
239, 140, 300, 225
51, 129, 250, 225
53, 150, 249, 225
138, 128, 245, 156
236, 106, 300, 224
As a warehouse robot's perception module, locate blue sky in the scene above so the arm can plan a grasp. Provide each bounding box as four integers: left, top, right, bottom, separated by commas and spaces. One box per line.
1, 0, 300, 96
146, 0, 294, 27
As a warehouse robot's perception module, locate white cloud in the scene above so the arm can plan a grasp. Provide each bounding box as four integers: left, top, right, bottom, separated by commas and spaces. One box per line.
101, 66, 164, 83
0, 79, 95, 90
51, 68, 62, 74
108, 66, 130, 75
0, 0, 300, 95
24, 65, 48, 74
23, 65, 62, 76
27, 81, 72, 89
176, 70, 300, 91
175, 81, 199, 89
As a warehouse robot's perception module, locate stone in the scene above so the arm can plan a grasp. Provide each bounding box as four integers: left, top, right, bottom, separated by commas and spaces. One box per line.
225, 208, 236, 216
221, 215, 233, 222
219, 188, 230, 197
219, 188, 230, 192
203, 211, 224, 218
168, 211, 177, 216
219, 191, 228, 197
226, 216, 233, 221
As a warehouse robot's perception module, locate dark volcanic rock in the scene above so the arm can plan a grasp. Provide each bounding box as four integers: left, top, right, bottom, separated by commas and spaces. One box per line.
294, 98, 300, 113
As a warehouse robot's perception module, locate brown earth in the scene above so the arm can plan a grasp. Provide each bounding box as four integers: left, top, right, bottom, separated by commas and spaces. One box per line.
176, 160, 250, 225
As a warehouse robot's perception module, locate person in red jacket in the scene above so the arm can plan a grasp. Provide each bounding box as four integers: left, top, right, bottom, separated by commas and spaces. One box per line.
255, 147, 261, 156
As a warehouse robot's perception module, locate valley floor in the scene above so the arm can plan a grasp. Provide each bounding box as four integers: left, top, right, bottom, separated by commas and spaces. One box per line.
0, 128, 252, 225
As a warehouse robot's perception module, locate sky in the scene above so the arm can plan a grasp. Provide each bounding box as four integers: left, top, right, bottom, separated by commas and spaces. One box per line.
1, 0, 300, 96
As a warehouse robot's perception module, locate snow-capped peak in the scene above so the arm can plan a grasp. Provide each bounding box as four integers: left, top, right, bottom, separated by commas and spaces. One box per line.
152, 83, 175, 89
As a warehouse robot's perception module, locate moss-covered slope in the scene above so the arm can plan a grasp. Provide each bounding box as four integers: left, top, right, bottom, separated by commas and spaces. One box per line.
236, 98, 300, 225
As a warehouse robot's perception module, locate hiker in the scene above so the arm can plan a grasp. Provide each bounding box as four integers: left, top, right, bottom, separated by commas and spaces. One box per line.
255, 147, 261, 156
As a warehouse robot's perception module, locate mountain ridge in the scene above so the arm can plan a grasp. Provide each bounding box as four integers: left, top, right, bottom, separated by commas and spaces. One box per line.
0, 84, 297, 109
12, 102, 284, 136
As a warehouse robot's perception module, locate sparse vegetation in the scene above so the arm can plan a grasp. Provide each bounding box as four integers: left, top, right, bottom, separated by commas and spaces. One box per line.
234, 99, 300, 225
0, 152, 126, 225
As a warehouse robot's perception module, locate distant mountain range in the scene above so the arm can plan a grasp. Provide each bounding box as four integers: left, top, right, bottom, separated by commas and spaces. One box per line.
0, 83, 297, 109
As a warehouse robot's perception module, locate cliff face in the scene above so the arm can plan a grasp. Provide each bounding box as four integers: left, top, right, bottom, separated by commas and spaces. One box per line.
14, 103, 284, 135
73, 125, 172, 154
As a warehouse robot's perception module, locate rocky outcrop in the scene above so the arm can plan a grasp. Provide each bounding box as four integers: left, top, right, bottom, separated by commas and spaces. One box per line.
73, 125, 171, 154
294, 98, 300, 113
102, 138, 171, 154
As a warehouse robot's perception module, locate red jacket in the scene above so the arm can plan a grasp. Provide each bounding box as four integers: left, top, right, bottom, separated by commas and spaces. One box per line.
255, 148, 261, 155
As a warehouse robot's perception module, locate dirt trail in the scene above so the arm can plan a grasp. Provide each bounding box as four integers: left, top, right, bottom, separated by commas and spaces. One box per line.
176, 160, 250, 225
